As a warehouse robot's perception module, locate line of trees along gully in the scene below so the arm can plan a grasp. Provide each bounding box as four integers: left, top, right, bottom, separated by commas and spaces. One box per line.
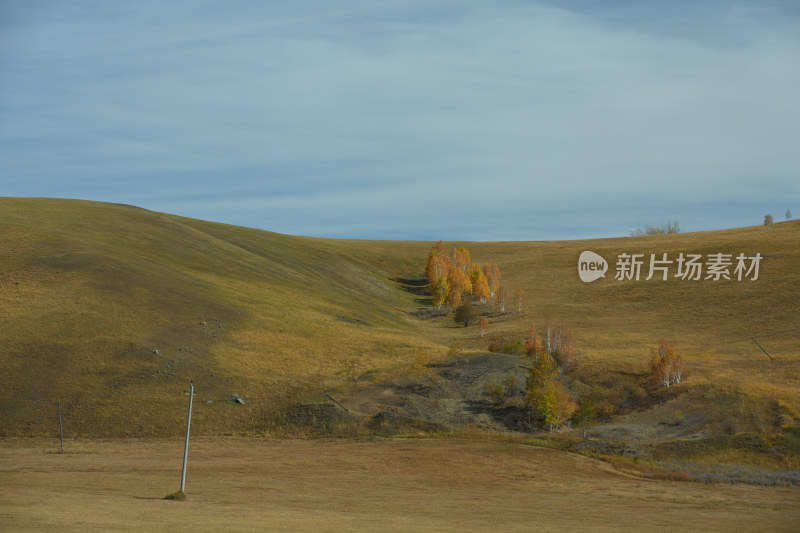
424, 241, 686, 433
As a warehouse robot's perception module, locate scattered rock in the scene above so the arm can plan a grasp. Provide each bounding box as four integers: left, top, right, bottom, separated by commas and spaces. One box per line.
232, 394, 246, 405
152, 349, 159, 355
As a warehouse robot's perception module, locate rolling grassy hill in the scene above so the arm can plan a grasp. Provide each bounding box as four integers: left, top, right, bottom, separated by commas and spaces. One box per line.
1, 198, 799, 454
0, 198, 437, 435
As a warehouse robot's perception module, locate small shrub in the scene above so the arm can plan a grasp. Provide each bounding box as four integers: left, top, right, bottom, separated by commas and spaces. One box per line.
485, 383, 506, 406
488, 340, 525, 355
622, 382, 648, 410
454, 301, 478, 327
571, 396, 597, 428
583, 386, 619, 420
504, 375, 522, 397
502, 341, 525, 355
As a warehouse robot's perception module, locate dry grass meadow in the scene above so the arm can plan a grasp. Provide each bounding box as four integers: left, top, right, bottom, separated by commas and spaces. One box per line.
2, 437, 798, 532
2, 198, 798, 439
1, 198, 799, 530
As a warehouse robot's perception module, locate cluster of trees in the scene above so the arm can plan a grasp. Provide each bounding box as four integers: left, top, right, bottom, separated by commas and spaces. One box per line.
520, 330, 685, 432
524, 321, 577, 372
527, 353, 577, 432
425, 241, 527, 338
630, 220, 680, 236
765, 210, 793, 228
494, 286, 525, 314
524, 322, 579, 432
649, 340, 685, 388
425, 241, 500, 308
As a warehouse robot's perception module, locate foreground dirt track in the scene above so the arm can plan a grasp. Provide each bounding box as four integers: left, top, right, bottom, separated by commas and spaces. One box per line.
1, 438, 798, 532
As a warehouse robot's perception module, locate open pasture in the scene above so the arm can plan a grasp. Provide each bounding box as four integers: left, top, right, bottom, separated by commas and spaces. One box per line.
1, 437, 798, 532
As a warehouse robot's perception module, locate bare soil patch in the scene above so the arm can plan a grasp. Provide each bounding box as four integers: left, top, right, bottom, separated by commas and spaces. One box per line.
339, 352, 531, 431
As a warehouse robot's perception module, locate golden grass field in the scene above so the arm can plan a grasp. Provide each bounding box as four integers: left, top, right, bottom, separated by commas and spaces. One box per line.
1, 437, 798, 532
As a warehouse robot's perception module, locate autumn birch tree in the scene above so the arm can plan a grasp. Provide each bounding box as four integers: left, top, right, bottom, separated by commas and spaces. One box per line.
524, 323, 543, 356
478, 316, 488, 338
497, 286, 507, 313
452, 247, 471, 272
538, 381, 577, 432
650, 340, 685, 388
515, 288, 525, 314
446, 264, 471, 307
471, 264, 490, 303
483, 262, 501, 299
426, 241, 452, 309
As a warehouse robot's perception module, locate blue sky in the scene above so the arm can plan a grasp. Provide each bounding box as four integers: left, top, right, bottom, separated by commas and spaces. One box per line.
1, 1, 798, 240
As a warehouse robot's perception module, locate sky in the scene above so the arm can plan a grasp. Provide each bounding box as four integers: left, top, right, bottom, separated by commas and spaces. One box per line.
1, 1, 798, 240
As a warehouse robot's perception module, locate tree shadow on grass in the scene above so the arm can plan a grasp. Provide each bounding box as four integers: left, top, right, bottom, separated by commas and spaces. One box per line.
464, 400, 535, 432
392, 276, 433, 306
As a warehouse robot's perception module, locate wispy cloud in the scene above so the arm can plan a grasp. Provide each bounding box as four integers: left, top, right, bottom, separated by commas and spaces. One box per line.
1, 1, 798, 239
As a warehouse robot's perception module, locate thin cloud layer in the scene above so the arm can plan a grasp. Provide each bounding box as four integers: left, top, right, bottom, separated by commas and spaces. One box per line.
1, 1, 798, 239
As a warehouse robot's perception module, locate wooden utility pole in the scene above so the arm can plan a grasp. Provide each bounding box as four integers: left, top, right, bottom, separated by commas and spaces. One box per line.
58, 401, 64, 452
180, 382, 195, 493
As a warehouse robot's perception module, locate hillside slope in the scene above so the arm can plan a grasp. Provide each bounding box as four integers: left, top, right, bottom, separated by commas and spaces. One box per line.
1, 198, 798, 444
0, 199, 435, 435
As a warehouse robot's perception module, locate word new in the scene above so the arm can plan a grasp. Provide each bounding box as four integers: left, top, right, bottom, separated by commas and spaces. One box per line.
579, 251, 762, 282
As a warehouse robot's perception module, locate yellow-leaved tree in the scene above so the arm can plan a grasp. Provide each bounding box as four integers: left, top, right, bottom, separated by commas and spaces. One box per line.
483, 262, 501, 298
478, 316, 488, 337
452, 247, 471, 272
424, 243, 499, 308
538, 381, 577, 432
471, 264, 490, 303
446, 266, 471, 307
650, 340, 685, 388
526, 333, 578, 432
426, 241, 452, 309
497, 285, 507, 313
